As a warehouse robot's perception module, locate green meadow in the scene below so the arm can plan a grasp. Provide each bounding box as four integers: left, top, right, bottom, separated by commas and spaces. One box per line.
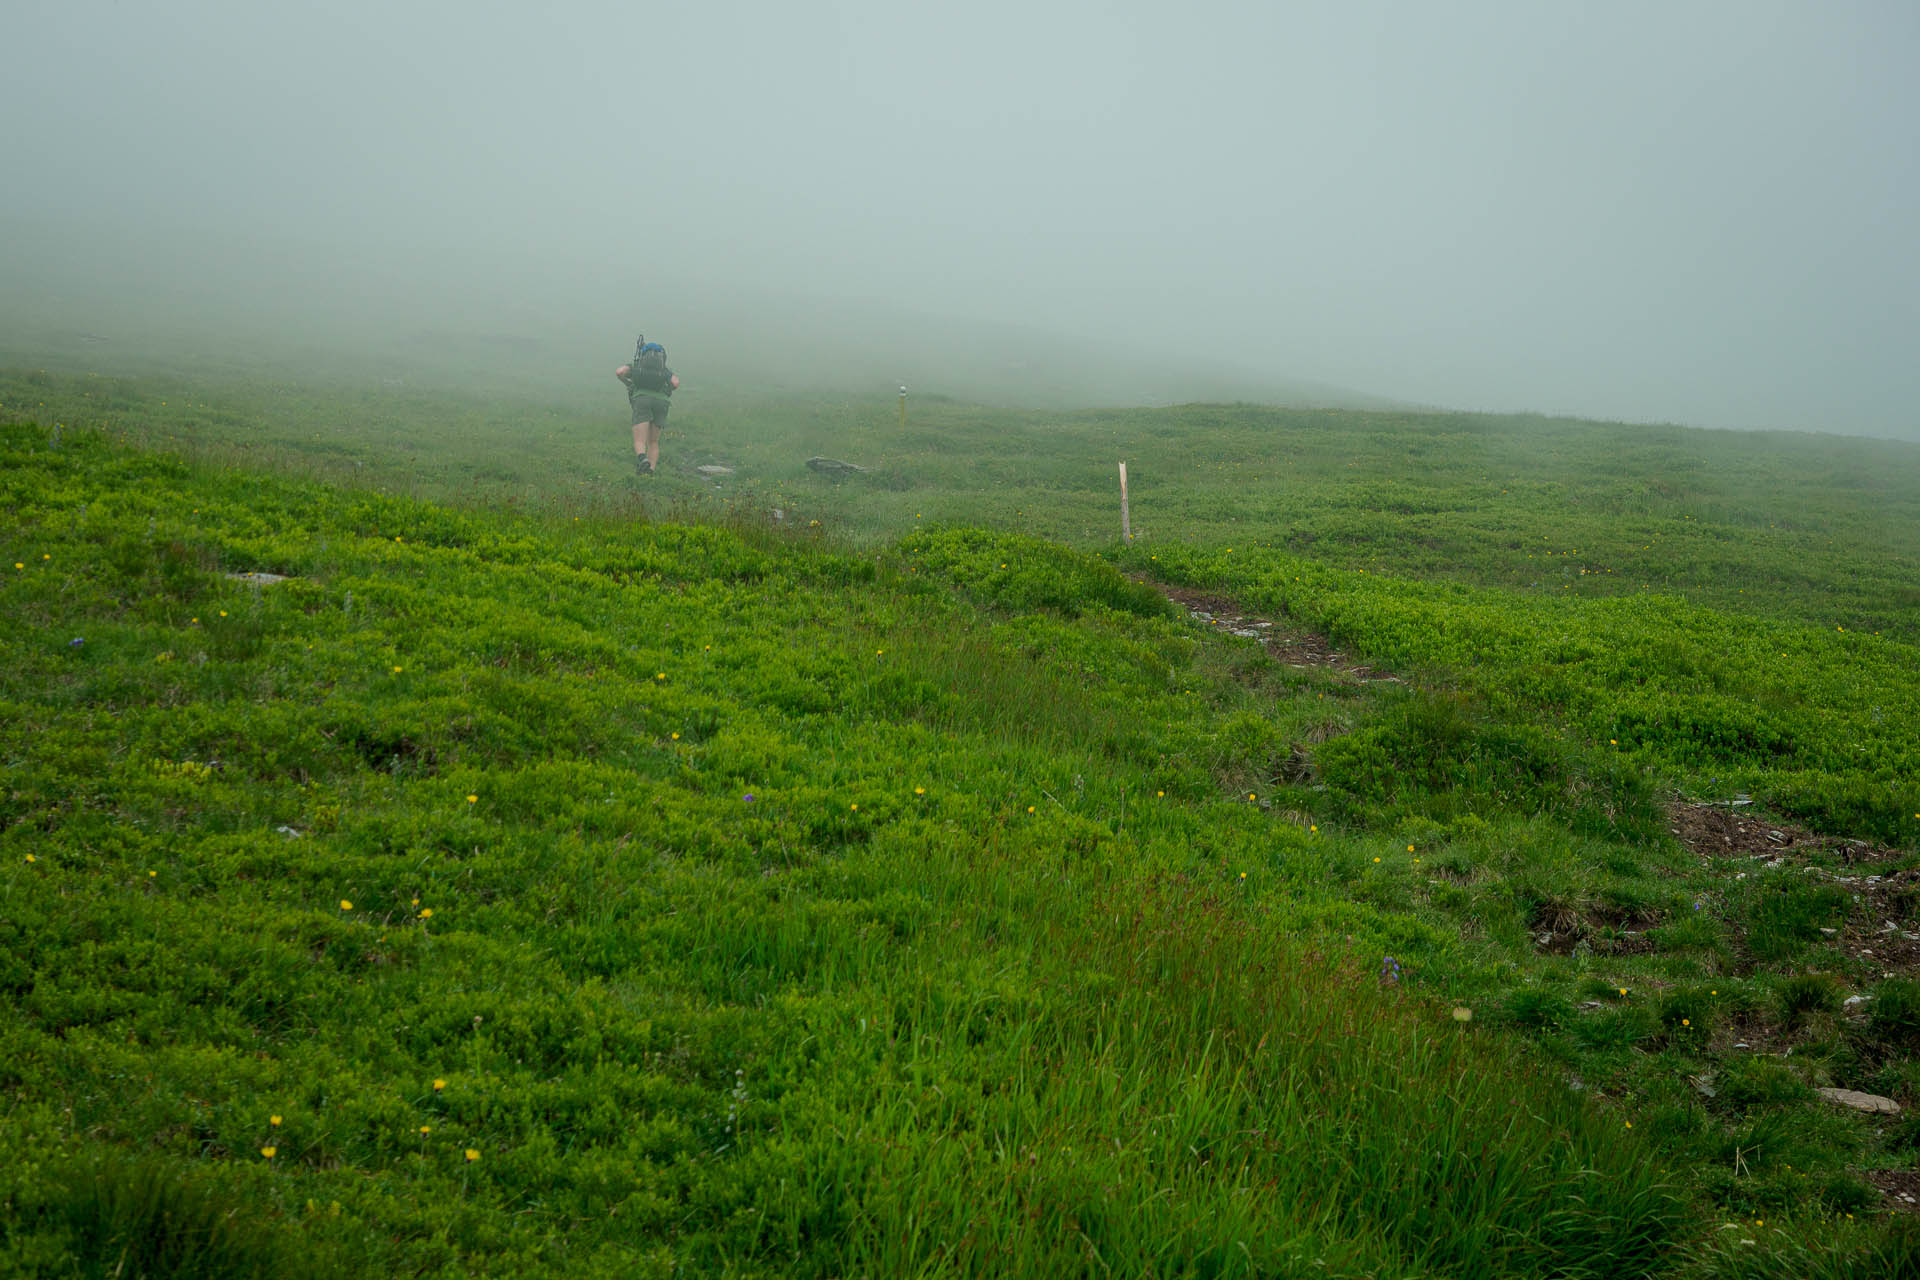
3, 363, 1919, 1277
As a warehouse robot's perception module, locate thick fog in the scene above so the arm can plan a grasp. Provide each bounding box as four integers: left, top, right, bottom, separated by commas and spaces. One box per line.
3, 0, 1916, 434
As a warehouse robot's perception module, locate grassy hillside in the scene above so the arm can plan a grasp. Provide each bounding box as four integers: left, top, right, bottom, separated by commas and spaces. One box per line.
5, 370, 1920, 1275
6, 365, 1917, 638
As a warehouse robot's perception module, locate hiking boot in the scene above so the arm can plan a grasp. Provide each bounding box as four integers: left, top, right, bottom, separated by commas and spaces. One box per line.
633, 455, 653, 475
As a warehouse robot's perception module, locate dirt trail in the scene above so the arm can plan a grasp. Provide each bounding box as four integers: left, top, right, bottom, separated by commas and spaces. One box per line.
1154, 582, 1403, 685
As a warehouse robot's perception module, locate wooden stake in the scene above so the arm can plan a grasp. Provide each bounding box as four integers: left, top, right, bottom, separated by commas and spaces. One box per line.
1118, 461, 1132, 542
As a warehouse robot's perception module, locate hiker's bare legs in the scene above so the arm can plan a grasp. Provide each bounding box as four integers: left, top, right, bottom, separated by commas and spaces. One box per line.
644, 422, 661, 470
632, 420, 650, 462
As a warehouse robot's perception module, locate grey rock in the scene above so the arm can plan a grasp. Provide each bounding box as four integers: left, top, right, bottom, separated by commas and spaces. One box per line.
1815, 1087, 1901, 1115
806, 456, 867, 475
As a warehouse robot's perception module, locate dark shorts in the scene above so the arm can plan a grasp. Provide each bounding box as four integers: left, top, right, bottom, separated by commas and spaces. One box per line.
630, 393, 670, 427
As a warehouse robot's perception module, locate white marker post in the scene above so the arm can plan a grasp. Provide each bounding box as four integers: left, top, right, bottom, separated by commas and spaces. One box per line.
898, 385, 908, 429
1118, 461, 1132, 542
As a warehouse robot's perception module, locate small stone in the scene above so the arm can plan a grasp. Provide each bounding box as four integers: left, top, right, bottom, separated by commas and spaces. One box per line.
806, 456, 867, 475
1815, 1088, 1900, 1116
227, 571, 289, 584
1844, 995, 1871, 1008
695, 465, 735, 477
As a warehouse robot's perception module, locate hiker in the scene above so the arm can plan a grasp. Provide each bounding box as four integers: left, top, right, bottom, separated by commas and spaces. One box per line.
615, 337, 679, 475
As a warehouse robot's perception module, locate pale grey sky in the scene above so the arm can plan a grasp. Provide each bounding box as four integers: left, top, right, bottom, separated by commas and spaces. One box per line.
4, 1, 1916, 433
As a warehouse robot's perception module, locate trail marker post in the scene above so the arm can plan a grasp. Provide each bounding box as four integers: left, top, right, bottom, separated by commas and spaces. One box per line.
1119, 461, 1132, 542
898, 385, 907, 429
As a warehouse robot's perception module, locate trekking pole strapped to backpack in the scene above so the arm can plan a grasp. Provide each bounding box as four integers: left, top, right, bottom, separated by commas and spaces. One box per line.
632, 341, 672, 393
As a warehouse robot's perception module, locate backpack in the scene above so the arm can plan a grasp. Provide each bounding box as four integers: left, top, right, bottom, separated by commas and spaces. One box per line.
631, 342, 672, 393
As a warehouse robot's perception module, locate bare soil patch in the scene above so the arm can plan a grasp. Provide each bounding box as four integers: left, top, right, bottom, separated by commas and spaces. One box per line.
1668, 800, 1902, 868
1529, 900, 1663, 957
1864, 1169, 1920, 1214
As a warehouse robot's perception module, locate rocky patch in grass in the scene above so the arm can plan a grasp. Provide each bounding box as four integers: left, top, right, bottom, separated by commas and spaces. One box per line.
1671, 799, 1920, 982
1670, 799, 1903, 868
